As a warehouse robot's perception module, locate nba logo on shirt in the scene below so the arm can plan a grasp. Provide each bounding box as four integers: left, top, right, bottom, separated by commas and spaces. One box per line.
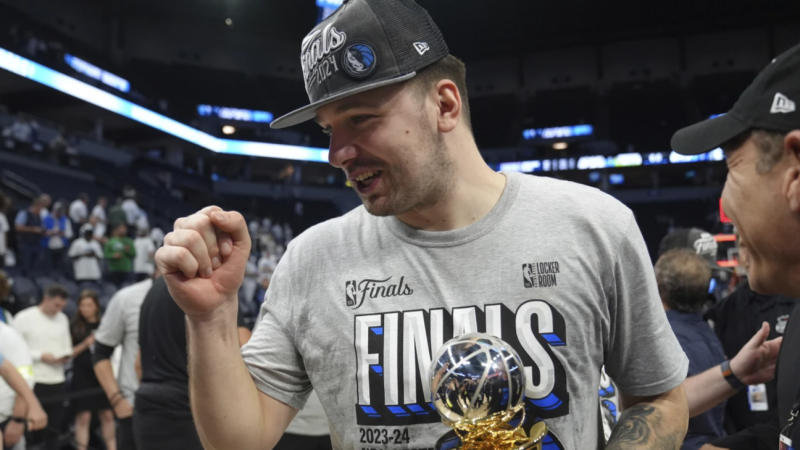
345, 280, 358, 307
522, 264, 537, 288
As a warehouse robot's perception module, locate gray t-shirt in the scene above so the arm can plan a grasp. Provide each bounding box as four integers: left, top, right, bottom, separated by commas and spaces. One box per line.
95, 278, 152, 404
242, 172, 688, 450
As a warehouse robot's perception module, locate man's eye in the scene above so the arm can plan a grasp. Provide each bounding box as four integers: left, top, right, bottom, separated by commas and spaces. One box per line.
351, 115, 373, 125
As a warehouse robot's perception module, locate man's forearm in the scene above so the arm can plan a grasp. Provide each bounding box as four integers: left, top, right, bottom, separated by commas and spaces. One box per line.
684, 365, 736, 417
186, 308, 287, 450
0, 361, 37, 409
93, 359, 122, 400
10, 394, 27, 419
606, 384, 688, 450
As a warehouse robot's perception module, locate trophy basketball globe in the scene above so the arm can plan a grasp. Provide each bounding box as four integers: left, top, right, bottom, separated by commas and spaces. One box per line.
429, 333, 547, 450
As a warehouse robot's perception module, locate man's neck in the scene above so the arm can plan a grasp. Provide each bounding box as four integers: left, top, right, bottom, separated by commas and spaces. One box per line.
397, 164, 506, 231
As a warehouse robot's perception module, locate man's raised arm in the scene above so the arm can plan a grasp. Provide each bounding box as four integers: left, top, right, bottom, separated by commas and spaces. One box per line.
155, 206, 295, 450
606, 383, 689, 450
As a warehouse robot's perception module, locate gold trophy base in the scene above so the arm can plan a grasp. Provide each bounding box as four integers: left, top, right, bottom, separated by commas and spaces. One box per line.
453, 418, 547, 450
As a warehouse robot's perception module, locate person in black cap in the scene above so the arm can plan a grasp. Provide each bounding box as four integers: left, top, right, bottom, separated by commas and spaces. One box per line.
156, 1, 691, 449
671, 41, 800, 449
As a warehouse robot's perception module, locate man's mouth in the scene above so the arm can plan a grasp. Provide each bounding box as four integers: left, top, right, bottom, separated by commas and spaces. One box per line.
351, 170, 382, 192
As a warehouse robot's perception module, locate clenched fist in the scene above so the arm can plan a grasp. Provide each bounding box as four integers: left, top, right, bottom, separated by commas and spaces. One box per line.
156, 206, 251, 319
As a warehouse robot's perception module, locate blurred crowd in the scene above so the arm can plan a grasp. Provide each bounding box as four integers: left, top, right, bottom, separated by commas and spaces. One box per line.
0, 186, 294, 449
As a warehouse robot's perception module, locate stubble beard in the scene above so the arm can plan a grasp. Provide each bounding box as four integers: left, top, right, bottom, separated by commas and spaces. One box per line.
362, 127, 453, 217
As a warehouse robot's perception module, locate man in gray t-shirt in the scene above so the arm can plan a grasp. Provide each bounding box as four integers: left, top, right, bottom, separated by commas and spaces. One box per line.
155, 1, 690, 449
92, 278, 152, 450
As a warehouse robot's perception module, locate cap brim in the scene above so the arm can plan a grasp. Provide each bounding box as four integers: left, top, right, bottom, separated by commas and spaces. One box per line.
670, 113, 749, 155
270, 72, 418, 129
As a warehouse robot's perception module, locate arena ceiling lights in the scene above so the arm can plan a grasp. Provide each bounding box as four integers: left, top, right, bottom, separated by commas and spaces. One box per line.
497, 148, 724, 174
0, 46, 329, 163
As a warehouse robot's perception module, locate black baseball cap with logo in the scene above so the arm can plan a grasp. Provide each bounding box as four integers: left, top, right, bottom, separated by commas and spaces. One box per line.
671, 42, 800, 155
270, 0, 450, 129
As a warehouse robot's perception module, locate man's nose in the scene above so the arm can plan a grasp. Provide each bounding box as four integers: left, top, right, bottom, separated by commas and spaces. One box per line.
328, 133, 357, 168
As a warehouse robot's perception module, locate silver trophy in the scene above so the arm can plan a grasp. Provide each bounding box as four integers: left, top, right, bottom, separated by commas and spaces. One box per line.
429, 333, 546, 450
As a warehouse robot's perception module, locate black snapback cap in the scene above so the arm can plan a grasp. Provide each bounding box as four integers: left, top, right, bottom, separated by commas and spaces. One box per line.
270, 0, 450, 129
671, 41, 800, 155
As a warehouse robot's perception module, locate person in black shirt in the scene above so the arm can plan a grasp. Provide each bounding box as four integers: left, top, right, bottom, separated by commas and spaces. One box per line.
69, 290, 115, 450
706, 242, 797, 437
134, 277, 203, 450
671, 41, 800, 449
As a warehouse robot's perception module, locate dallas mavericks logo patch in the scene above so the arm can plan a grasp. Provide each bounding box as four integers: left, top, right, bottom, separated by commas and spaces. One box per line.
342, 43, 377, 79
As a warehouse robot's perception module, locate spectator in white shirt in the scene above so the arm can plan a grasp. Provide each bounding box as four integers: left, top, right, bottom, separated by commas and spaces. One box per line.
68, 224, 104, 289
90, 197, 108, 243
90, 196, 107, 225
12, 285, 72, 450
68, 193, 89, 228
133, 227, 155, 282
88, 214, 107, 244
121, 196, 140, 228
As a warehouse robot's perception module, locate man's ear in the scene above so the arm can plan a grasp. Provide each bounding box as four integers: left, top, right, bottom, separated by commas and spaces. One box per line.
784, 130, 800, 212
434, 79, 461, 133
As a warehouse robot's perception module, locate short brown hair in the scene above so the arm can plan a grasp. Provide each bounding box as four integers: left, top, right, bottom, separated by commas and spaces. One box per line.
410, 55, 472, 131
43, 284, 69, 300
654, 249, 711, 313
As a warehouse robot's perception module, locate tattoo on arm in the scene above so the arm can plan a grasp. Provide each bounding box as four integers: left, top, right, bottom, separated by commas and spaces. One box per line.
606, 405, 679, 450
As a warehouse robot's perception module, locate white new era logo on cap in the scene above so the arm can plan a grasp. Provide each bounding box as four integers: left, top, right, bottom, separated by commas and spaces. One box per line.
413, 42, 430, 56
770, 92, 796, 114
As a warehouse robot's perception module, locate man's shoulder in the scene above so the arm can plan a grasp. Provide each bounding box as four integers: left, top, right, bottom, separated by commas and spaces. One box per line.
515, 173, 629, 212
108, 279, 153, 307
512, 173, 635, 239
13, 306, 37, 321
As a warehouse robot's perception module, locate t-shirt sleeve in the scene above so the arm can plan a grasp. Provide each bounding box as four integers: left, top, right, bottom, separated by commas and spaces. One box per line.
603, 215, 689, 396
95, 296, 124, 347
241, 250, 310, 411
